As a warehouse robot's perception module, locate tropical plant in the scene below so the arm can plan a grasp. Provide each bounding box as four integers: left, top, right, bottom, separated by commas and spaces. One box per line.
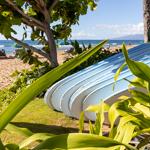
0, 49, 6, 56
0, 89, 16, 113
15, 48, 43, 66
10, 40, 118, 94
1, 42, 150, 150
0, 40, 107, 130
64, 40, 119, 76
79, 44, 150, 150
9, 62, 52, 94
0, 0, 97, 67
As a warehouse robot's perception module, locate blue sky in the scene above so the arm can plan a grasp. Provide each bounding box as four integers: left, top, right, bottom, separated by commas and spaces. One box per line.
0, 0, 144, 40
72, 0, 143, 39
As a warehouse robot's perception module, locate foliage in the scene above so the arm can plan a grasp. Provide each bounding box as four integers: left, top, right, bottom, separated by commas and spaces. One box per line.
0, 40, 107, 133
15, 48, 42, 66
64, 40, 120, 75
78, 44, 150, 150
0, 0, 98, 67
0, 89, 16, 113
0, 49, 6, 56
0, 99, 81, 147
1, 42, 150, 149
10, 40, 117, 94
9, 62, 52, 94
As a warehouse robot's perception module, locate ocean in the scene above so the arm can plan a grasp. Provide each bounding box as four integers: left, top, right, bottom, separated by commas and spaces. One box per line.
0, 40, 144, 54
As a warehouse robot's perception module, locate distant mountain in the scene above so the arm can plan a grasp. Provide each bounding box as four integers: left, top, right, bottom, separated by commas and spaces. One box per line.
113, 34, 144, 40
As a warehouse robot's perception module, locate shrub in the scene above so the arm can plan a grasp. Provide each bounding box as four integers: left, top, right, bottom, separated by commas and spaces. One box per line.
15, 48, 42, 66
0, 89, 16, 113
11, 41, 118, 94
9, 62, 52, 95
0, 43, 150, 150
79, 44, 150, 149
63, 40, 120, 75
0, 49, 6, 56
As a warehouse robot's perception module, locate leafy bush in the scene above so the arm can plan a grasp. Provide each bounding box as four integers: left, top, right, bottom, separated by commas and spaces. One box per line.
9, 62, 52, 94
11, 41, 118, 94
79, 44, 150, 149
0, 40, 107, 132
15, 48, 42, 66
0, 89, 16, 113
27, 44, 150, 150
0, 42, 150, 150
64, 40, 120, 75
0, 49, 6, 56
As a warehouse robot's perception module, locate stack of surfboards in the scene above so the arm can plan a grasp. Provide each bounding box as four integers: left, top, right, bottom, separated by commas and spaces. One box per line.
44, 44, 150, 121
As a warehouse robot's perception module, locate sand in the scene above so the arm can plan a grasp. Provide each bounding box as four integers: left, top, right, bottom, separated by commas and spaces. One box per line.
0, 45, 136, 90
0, 51, 66, 89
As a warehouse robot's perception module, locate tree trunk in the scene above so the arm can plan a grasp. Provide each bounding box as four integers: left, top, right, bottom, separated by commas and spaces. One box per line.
39, 0, 59, 68
44, 22, 59, 68
143, 0, 150, 43
10, 36, 51, 62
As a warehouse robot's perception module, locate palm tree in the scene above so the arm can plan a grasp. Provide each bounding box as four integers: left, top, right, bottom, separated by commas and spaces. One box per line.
143, 0, 150, 42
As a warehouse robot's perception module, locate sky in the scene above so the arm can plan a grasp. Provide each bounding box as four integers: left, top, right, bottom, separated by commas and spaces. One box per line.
72, 0, 144, 39
0, 0, 144, 40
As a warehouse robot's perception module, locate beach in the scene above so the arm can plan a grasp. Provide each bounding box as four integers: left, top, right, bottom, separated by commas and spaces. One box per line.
0, 51, 65, 89
0, 45, 136, 90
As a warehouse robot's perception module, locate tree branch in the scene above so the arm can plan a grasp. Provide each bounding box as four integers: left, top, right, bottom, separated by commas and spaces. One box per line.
9, 36, 51, 62
5, 0, 44, 29
35, 0, 43, 9
49, 0, 59, 12
34, 0, 50, 22
22, 18, 44, 31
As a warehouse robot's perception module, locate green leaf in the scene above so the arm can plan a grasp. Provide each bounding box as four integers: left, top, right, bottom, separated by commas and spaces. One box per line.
1, 22, 12, 38
0, 40, 108, 133
122, 44, 150, 82
28, 7, 37, 16
113, 63, 127, 90
94, 112, 103, 136
85, 101, 109, 113
116, 100, 150, 128
114, 123, 136, 150
130, 90, 150, 107
19, 133, 53, 149
133, 103, 150, 118
5, 123, 33, 137
1, 11, 11, 17
133, 127, 150, 137
108, 100, 123, 137
0, 139, 5, 150
79, 112, 84, 133
117, 116, 138, 132
89, 121, 95, 134
33, 133, 137, 150
86, 102, 110, 136
125, 77, 148, 90
16, 0, 24, 6
5, 144, 19, 150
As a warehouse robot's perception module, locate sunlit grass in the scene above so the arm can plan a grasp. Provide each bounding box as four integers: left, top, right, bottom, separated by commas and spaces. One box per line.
0, 98, 80, 145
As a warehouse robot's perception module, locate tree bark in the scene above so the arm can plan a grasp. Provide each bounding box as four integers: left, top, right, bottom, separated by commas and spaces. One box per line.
7, 0, 59, 68
44, 22, 59, 68
10, 36, 51, 62
143, 0, 150, 43
39, 0, 59, 68
6, 0, 44, 29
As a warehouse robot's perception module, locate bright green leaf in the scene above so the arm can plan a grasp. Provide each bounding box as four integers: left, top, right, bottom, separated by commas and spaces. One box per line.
33, 133, 137, 150
0, 40, 108, 133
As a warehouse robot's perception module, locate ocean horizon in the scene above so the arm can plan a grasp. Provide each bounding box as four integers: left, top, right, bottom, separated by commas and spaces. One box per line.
0, 39, 144, 54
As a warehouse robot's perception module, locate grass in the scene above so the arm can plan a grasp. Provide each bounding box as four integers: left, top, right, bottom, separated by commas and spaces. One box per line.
0, 98, 80, 145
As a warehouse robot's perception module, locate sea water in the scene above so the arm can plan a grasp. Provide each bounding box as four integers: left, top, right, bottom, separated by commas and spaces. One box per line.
0, 40, 144, 54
